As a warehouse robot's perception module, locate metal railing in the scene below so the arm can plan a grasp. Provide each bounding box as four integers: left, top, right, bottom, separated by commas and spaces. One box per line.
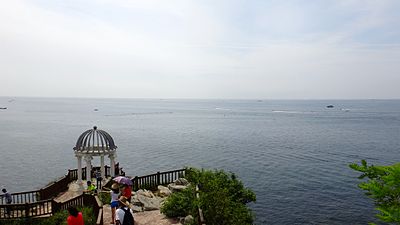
131, 169, 186, 191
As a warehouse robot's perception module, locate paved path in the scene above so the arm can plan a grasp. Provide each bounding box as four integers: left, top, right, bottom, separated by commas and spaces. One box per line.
103, 204, 182, 225
58, 181, 181, 225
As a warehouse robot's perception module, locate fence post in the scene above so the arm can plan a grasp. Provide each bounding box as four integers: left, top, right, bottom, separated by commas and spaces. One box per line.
67, 169, 71, 181
134, 176, 138, 191
24, 203, 30, 217
157, 172, 161, 185
51, 200, 60, 214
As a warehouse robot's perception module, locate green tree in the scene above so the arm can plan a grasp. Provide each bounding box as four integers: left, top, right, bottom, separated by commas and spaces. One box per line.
161, 167, 256, 225
160, 185, 197, 218
350, 160, 400, 224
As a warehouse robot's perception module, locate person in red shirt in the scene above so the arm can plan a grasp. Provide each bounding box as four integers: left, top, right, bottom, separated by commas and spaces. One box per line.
121, 184, 132, 202
67, 206, 84, 225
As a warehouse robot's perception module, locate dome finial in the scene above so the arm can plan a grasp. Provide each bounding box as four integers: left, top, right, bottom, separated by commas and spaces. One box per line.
93, 126, 97, 130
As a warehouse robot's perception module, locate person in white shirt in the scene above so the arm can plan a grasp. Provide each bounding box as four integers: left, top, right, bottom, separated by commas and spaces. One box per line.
110, 183, 120, 224
102, 183, 120, 224
115, 196, 134, 225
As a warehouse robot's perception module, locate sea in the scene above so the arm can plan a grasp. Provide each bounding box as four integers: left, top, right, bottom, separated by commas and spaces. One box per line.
1, 97, 399, 224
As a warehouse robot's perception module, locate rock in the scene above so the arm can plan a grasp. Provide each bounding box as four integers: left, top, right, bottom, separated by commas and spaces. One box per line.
130, 194, 142, 206
184, 215, 194, 225
137, 193, 161, 211
157, 185, 172, 197
137, 189, 155, 198
131, 189, 171, 211
168, 183, 188, 192
130, 204, 143, 213
174, 178, 189, 186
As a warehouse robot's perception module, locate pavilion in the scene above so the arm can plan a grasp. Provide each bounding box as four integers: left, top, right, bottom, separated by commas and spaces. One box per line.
73, 126, 117, 185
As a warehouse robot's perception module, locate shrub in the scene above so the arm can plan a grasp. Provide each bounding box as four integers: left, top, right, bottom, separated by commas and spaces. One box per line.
160, 185, 197, 218
98, 191, 111, 205
161, 167, 256, 225
350, 160, 400, 224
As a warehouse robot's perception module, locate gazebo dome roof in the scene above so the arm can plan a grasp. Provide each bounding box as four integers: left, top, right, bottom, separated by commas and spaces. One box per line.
73, 126, 117, 155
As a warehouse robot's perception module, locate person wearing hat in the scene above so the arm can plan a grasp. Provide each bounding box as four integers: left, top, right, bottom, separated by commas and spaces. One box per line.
115, 196, 134, 225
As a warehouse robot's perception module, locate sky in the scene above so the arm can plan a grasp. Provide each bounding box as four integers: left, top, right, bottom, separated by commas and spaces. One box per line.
0, 0, 399, 99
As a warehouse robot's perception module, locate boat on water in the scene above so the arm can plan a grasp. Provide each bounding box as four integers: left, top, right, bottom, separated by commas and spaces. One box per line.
0, 107, 7, 110
326, 105, 334, 108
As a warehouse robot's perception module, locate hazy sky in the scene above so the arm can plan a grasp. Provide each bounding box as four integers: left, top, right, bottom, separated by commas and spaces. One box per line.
1, 0, 399, 99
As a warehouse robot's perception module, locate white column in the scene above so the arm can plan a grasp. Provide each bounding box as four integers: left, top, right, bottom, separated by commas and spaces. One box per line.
109, 153, 116, 177
84, 155, 93, 182
77, 155, 82, 184
100, 155, 105, 179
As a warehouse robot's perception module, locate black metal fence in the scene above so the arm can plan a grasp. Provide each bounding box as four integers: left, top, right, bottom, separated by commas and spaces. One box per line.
131, 169, 186, 191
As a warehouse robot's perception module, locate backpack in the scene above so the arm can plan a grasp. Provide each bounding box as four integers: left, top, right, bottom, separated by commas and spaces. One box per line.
121, 207, 134, 225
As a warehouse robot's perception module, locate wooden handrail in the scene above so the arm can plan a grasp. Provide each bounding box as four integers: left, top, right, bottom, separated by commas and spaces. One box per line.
0, 190, 41, 205
0, 199, 53, 219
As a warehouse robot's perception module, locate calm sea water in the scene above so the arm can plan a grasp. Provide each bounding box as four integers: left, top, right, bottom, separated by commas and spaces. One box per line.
1, 97, 399, 224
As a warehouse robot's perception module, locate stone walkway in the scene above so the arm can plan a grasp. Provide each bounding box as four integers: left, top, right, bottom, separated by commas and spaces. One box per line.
103, 204, 182, 225
58, 181, 181, 225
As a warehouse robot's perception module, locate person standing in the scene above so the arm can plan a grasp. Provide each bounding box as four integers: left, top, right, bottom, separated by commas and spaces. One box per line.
121, 184, 132, 202
115, 196, 134, 225
95, 170, 102, 190
1, 188, 12, 215
110, 183, 120, 224
67, 206, 84, 225
102, 183, 120, 224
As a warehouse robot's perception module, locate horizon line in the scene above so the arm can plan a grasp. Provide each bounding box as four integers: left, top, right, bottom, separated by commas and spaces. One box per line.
1, 95, 399, 101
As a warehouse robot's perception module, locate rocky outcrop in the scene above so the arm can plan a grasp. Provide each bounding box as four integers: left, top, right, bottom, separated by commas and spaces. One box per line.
174, 178, 189, 186
168, 178, 189, 192
157, 185, 172, 197
130, 178, 191, 212
184, 215, 194, 225
130, 189, 163, 212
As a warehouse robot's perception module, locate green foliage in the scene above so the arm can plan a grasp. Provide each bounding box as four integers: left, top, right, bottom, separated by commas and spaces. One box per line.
0, 206, 95, 225
350, 160, 400, 224
98, 191, 111, 205
79, 206, 96, 225
46, 209, 69, 225
186, 168, 256, 225
161, 167, 256, 225
160, 185, 197, 218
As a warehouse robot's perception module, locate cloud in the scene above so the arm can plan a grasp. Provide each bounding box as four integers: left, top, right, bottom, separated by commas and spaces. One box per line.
0, 0, 399, 98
